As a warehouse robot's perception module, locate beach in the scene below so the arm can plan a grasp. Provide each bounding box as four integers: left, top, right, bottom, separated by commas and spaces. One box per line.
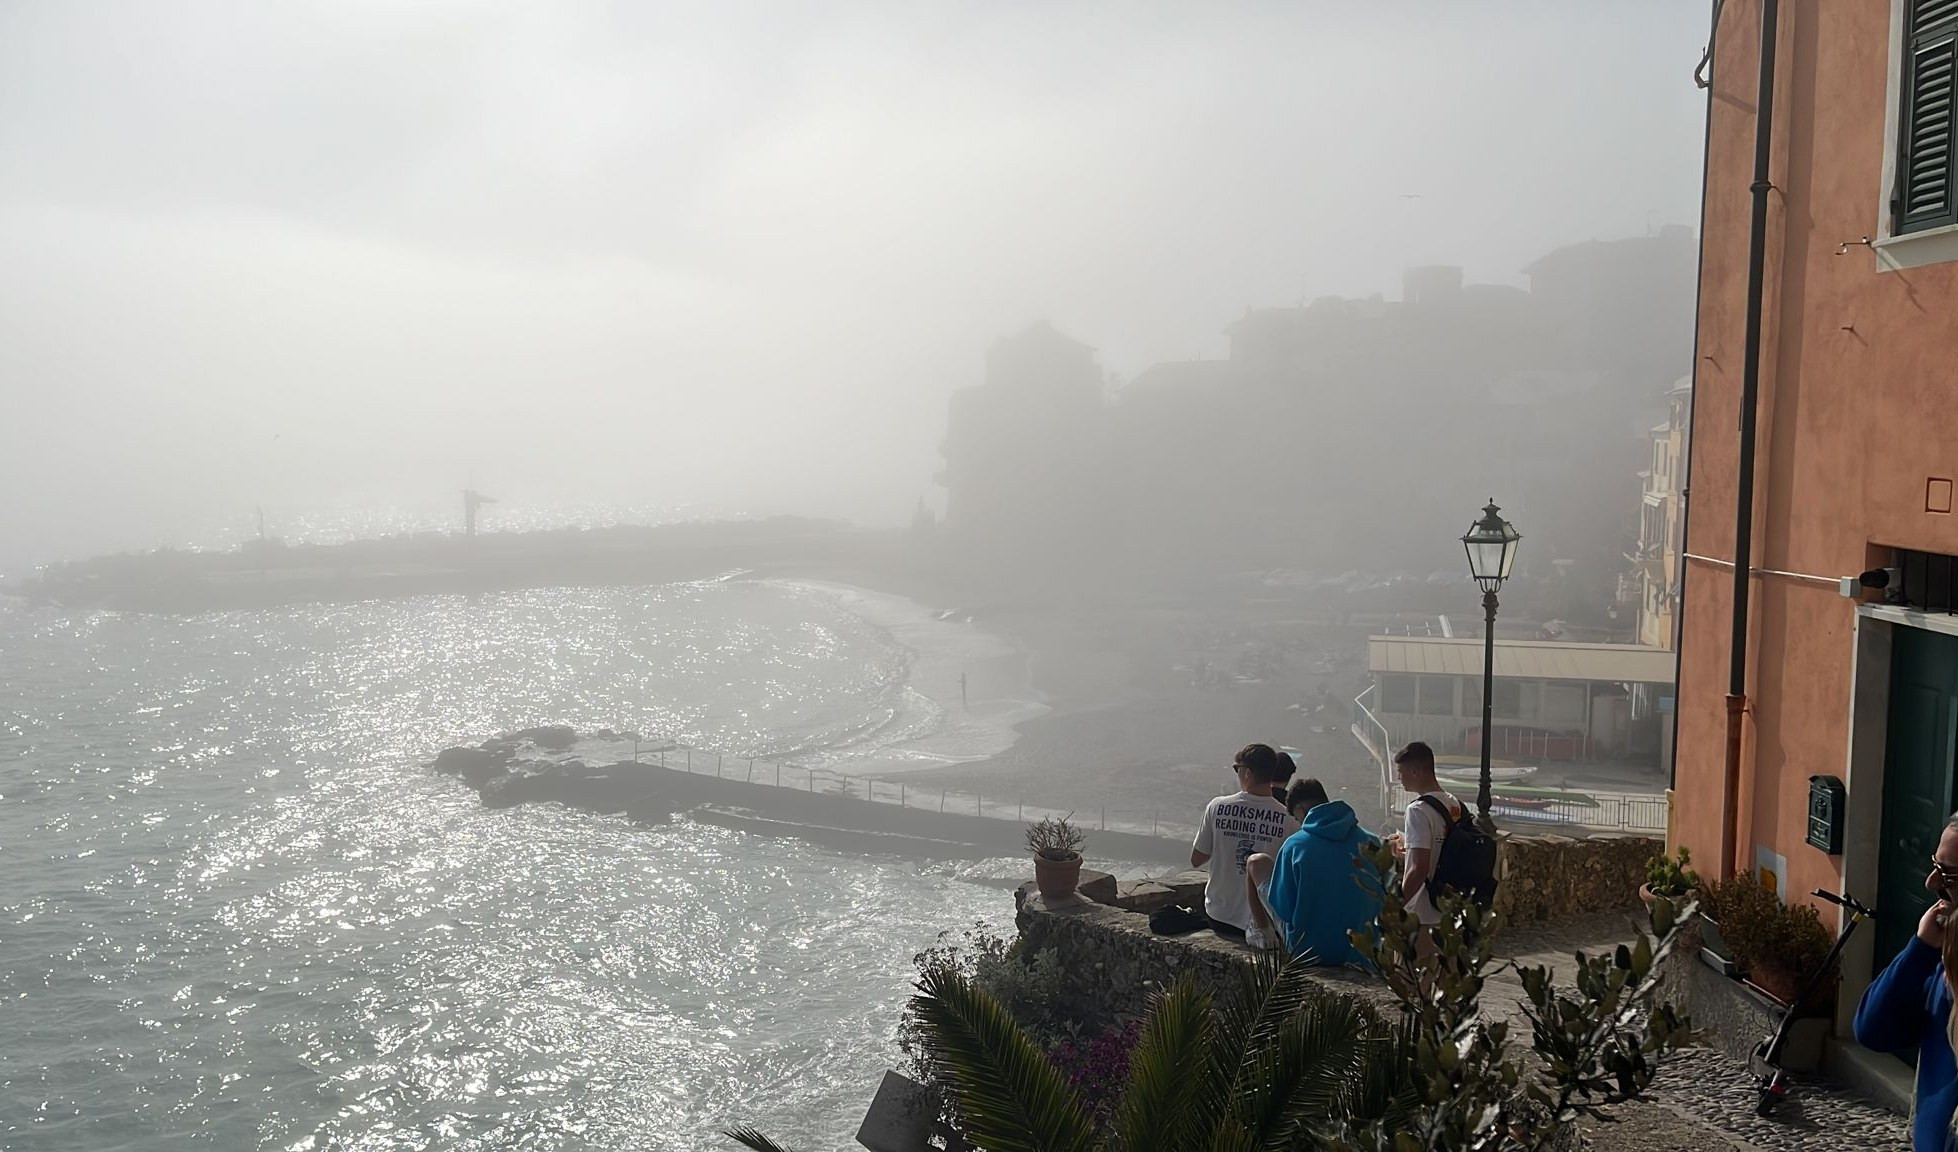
793, 570, 1388, 833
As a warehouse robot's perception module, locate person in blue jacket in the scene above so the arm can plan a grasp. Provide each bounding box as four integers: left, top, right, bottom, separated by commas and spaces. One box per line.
1855, 812, 1958, 1151
1244, 777, 1384, 964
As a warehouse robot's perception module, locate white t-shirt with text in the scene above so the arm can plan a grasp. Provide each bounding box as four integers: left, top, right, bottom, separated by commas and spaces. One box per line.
1193, 790, 1292, 932
1403, 790, 1463, 926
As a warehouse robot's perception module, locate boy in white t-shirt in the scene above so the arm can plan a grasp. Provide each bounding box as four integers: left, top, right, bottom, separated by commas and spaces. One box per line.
1392, 741, 1462, 978
1190, 743, 1293, 938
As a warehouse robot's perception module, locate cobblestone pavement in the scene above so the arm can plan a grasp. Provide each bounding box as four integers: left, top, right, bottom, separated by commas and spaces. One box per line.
1575, 1050, 1909, 1151
1488, 916, 1910, 1151
1483, 910, 1650, 1025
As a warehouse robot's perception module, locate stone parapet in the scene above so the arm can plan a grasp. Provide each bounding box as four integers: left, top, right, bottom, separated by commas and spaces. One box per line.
1003, 834, 1659, 1027
1012, 893, 1388, 1029
1494, 833, 1660, 925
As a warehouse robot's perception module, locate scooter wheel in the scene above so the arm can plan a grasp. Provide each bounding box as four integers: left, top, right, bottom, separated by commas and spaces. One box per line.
1755, 1074, 1785, 1118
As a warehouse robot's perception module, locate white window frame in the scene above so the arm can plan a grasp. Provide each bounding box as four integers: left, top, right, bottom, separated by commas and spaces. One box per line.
1876, 0, 1958, 270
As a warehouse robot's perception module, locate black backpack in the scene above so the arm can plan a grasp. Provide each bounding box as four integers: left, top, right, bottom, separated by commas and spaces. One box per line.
1418, 794, 1499, 910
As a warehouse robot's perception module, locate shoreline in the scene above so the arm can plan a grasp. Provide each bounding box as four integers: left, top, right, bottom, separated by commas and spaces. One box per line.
764, 578, 1052, 778
776, 566, 1387, 832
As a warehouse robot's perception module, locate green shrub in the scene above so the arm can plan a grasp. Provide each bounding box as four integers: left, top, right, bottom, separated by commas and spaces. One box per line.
899, 926, 1081, 1066
740, 854, 1699, 1152
1703, 871, 1837, 1014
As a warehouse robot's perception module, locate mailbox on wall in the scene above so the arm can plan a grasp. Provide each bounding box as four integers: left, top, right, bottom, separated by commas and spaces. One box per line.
1807, 775, 1846, 855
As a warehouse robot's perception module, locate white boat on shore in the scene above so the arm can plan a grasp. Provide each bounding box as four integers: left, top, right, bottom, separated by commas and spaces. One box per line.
1436, 763, 1539, 783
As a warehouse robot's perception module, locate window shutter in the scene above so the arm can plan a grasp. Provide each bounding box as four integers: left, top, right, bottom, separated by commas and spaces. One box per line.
1898, 0, 1958, 233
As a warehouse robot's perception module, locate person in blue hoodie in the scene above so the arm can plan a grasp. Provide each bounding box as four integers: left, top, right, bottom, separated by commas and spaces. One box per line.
1244, 777, 1384, 964
1854, 812, 1958, 1151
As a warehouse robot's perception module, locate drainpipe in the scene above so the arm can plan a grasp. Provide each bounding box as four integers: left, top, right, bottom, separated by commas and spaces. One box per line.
1668, 0, 1726, 799
1721, 0, 1780, 883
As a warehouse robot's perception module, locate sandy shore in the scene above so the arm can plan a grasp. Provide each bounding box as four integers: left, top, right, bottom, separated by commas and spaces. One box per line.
778, 563, 1389, 834
767, 577, 1051, 774
908, 608, 1382, 828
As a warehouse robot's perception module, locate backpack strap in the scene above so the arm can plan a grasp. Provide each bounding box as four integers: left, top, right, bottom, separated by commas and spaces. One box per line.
1415, 793, 1464, 853
1416, 793, 1460, 826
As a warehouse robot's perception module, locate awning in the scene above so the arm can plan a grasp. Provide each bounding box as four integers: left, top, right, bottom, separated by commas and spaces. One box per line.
1368, 636, 1675, 685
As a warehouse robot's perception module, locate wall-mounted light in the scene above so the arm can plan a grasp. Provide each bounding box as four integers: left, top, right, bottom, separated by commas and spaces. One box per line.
1839, 567, 1901, 599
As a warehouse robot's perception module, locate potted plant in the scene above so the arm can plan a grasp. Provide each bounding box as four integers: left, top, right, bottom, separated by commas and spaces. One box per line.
1697, 873, 1756, 978
1740, 894, 1837, 1014
1709, 873, 1839, 1072
1028, 815, 1085, 901
1641, 846, 1700, 914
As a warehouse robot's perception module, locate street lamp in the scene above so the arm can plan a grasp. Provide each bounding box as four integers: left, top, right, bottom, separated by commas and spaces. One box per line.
1462, 499, 1521, 833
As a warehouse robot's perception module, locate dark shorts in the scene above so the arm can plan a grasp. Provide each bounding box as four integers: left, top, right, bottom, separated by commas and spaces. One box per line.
1207, 916, 1246, 940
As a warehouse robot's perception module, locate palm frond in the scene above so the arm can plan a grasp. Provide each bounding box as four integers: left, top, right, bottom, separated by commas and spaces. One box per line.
1202, 949, 1283, 1130
1108, 974, 1214, 1152
1254, 995, 1396, 1141
722, 1124, 800, 1152
1324, 1015, 1421, 1139
910, 963, 1096, 1152
1207, 1118, 1259, 1152
1219, 947, 1337, 1135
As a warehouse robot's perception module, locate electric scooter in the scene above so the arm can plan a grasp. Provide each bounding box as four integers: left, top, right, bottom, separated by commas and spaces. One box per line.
1752, 888, 1874, 1118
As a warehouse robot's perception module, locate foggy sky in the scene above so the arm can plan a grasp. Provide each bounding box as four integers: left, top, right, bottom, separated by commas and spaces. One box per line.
0, 1, 1711, 569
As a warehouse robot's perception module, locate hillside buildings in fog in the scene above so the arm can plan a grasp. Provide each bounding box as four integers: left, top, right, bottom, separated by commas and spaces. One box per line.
935, 227, 1698, 616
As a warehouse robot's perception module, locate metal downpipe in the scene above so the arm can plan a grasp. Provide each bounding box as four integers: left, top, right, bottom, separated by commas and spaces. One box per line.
1720, 0, 1779, 883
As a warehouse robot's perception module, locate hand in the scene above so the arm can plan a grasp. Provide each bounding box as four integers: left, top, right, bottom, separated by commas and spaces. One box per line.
1919, 900, 1953, 947
1385, 832, 1406, 860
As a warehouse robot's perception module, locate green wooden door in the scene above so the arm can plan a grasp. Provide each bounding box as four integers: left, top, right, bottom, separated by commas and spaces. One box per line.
1876, 626, 1958, 971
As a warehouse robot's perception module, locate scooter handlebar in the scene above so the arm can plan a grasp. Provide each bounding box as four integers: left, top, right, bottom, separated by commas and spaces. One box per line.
1812, 889, 1874, 918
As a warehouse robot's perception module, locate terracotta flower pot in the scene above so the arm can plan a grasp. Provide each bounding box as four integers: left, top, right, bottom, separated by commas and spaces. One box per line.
1033, 851, 1083, 900
1640, 883, 1698, 911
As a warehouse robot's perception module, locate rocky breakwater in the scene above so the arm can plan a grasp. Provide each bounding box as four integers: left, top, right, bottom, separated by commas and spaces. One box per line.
425, 726, 1196, 864
430, 726, 676, 818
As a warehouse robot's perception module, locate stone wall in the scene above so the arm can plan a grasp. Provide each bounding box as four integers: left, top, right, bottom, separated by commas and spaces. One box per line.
1494, 834, 1659, 925
1009, 833, 1660, 1028
1655, 948, 1780, 1064
1012, 892, 1388, 1029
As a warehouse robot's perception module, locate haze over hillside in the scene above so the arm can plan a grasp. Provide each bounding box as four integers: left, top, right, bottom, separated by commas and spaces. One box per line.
0, 1, 1710, 570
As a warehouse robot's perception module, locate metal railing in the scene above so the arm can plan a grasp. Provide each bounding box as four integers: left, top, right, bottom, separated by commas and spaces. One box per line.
620, 741, 1200, 843
1380, 781, 1666, 836
1351, 684, 1396, 817
1352, 689, 1664, 836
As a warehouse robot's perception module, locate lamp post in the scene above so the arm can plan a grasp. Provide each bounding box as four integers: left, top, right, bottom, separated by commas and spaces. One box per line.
1462, 499, 1521, 834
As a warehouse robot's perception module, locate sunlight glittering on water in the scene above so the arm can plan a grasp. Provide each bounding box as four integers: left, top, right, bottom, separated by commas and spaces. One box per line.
0, 585, 1009, 1150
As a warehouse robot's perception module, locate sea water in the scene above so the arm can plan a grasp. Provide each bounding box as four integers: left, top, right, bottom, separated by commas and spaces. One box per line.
0, 580, 1021, 1150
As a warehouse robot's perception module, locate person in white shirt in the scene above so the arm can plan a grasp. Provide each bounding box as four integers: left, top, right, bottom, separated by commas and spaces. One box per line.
1392, 741, 1463, 972
1190, 743, 1293, 939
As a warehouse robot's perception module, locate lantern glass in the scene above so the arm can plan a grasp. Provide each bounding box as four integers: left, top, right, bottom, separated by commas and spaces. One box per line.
1461, 501, 1520, 593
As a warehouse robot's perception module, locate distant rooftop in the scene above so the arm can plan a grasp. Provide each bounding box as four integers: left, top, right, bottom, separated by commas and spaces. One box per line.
1368, 635, 1676, 685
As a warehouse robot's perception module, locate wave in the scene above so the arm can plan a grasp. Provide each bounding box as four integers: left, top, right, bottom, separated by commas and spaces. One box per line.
751, 579, 1046, 774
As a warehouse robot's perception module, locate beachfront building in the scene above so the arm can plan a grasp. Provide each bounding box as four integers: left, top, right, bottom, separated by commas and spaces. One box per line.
1357, 635, 1676, 766
1670, 0, 1958, 1036
1350, 634, 1674, 837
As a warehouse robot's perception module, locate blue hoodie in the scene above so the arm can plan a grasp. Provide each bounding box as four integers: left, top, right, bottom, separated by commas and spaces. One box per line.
1262, 800, 1383, 967
1854, 937, 1957, 1151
